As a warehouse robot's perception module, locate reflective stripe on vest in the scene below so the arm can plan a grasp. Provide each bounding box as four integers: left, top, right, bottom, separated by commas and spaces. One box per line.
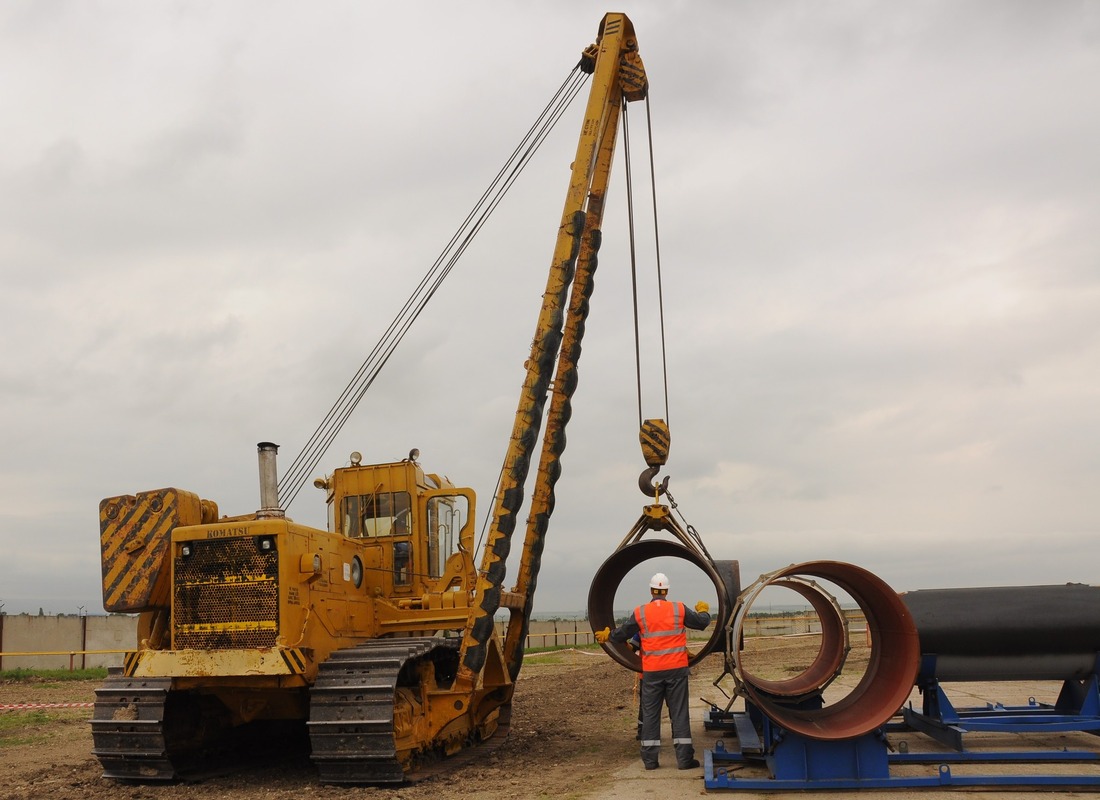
635, 599, 688, 671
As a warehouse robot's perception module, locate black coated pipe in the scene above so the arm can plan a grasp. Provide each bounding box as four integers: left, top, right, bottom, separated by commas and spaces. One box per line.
902, 584, 1100, 681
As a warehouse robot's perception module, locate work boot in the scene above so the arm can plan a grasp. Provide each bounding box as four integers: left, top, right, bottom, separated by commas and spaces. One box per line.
644, 761, 659, 770
678, 758, 700, 770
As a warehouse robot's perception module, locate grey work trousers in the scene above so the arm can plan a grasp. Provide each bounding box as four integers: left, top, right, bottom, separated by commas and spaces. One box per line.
638, 665, 694, 768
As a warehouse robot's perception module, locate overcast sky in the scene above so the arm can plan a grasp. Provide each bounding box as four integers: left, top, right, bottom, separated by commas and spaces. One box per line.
1, 1, 1097, 618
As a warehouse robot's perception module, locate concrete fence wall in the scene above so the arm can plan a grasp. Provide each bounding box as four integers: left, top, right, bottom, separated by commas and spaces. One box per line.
0, 611, 865, 670
0, 614, 137, 670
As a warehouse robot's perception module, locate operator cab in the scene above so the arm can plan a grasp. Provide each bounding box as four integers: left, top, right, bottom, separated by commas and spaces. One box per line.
317, 450, 475, 597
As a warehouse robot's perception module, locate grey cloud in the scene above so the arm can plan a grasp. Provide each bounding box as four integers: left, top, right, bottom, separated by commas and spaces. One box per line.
0, 1, 1097, 616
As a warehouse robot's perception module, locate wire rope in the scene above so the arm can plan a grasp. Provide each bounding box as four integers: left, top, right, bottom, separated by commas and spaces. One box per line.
645, 95, 671, 426
280, 66, 590, 508
622, 93, 672, 433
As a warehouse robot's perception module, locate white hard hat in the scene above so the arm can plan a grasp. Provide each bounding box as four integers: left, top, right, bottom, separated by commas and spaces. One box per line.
650, 572, 670, 591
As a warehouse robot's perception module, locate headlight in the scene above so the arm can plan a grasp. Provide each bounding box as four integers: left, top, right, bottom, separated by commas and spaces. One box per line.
351, 556, 363, 588
299, 552, 323, 576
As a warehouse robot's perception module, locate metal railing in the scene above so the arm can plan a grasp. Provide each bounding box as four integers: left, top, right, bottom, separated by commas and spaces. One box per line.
0, 649, 129, 671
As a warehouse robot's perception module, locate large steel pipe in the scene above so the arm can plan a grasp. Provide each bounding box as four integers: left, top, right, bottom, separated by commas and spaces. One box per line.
902, 584, 1100, 681
735, 576, 849, 698
587, 539, 737, 672
731, 561, 920, 741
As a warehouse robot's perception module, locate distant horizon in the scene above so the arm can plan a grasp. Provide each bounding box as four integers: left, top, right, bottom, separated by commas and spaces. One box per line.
0, 602, 841, 620
501, 603, 823, 622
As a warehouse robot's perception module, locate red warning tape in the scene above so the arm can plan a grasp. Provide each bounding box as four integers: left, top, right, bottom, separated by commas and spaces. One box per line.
1, 702, 95, 710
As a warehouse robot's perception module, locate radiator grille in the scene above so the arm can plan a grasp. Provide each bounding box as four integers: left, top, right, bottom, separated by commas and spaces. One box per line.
173, 538, 279, 649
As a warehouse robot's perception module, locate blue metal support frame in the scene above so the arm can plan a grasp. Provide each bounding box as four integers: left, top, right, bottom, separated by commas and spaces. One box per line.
703, 699, 1100, 792
903, 667, 1100, 751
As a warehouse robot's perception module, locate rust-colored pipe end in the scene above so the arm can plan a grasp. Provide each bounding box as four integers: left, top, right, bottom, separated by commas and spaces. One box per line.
733, 561, 919, 740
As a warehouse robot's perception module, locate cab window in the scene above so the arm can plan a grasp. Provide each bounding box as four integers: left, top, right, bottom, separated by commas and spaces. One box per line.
343, 491, 412, 539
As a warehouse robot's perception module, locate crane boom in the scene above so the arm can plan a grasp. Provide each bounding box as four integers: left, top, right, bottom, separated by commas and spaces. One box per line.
456, 12, 648, 688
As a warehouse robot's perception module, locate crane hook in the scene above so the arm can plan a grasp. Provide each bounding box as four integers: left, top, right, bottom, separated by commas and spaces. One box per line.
638, 418, 671, 499
639, 465, 670, 498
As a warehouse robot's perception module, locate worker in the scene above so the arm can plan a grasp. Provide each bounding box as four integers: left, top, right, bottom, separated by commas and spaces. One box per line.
596, 572, 711, 770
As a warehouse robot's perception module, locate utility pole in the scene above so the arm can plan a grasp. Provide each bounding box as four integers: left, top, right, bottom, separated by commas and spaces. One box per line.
78, 606, 88, 670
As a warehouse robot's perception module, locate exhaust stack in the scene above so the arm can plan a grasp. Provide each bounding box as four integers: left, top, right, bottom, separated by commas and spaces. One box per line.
257, 441, 283, 517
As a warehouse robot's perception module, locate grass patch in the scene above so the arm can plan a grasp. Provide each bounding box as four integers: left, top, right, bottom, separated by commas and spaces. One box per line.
0, 667, 107, 682
522, 645, 603, 663
524, 642, 602, 656
0, 710, 57, 748
0, 710, 52, 730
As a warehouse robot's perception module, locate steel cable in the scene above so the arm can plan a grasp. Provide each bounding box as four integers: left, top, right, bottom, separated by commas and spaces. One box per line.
623, 93, 671, 432
279, 66, 590, 508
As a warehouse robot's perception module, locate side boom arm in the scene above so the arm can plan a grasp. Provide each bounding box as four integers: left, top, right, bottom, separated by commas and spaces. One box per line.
456, 12, 648, 689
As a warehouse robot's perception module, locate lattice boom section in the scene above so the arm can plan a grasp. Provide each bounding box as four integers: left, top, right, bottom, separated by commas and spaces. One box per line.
173, 537, 279, 649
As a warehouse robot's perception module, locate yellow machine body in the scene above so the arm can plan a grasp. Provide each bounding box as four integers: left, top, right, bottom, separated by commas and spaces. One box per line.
97, 458, 501, 765
92, 11, 648, 784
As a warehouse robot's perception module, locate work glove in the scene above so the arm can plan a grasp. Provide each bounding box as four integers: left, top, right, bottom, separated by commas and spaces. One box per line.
694, 600, 710, 614
594, 627, 611, 644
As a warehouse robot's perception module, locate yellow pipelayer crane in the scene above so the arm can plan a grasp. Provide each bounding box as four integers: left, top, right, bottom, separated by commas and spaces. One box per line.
92, 13, 648, 783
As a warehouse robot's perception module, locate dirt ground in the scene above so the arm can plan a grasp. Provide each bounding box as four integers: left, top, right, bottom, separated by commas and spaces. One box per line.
2, 638, 1099, 800
0, 647, 638, 800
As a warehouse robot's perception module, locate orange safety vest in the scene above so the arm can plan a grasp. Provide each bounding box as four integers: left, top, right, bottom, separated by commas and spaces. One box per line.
634, 598, 688, 672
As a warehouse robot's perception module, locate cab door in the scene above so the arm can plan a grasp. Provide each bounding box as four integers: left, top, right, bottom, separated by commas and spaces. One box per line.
420, 488, 476, 591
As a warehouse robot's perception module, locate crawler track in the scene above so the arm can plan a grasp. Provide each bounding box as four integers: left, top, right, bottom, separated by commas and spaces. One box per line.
91, 672, 309, 783
90, 674, 177, 781
90, 638, 511, 785
309, 637, 493, 784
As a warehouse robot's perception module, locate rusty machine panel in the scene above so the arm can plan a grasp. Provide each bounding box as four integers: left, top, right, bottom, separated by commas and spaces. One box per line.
99, 488, 216, 613
172, 535, 279, 650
